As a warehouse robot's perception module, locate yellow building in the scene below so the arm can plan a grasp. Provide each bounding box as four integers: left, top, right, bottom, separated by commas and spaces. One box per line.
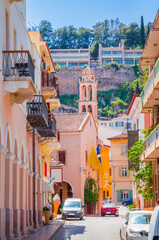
101, 145, 112, 200
108, 133, 133, 204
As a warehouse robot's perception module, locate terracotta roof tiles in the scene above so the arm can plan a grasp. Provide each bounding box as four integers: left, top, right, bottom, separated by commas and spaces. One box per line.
55, 113, 89, 133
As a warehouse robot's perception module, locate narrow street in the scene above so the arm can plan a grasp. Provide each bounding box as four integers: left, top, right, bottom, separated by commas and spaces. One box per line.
52, 206, 126, 240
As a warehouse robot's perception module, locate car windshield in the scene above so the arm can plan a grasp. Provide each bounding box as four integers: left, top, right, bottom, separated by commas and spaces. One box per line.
103, 203, 115, 207
64, 201, 81, 208
130, 213, 151, 224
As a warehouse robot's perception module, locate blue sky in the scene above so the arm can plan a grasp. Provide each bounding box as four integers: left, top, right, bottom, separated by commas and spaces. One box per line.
26, 0, 159, 29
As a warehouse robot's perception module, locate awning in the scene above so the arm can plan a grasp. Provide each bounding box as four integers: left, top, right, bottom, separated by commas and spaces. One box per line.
42, 181, 55, 194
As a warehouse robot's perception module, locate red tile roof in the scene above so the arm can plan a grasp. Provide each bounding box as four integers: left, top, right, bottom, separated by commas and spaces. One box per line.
54, 113, 89, 133
107, 132, 127, 140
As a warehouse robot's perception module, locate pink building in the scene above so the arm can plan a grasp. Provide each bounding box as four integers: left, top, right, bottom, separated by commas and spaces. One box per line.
51, 112, 102, 214
51, 67, 103, 214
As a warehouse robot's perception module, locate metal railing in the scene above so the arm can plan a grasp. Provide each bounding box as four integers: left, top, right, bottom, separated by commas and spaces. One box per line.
42, 72, 56, 87
2, 50, 35, 83
143, 124, 159, 151
48, 113, 56, 135
27, 95, 48, 123
141, 57, 159, 103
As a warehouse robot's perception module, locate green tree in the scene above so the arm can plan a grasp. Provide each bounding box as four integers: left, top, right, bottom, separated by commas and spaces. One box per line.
91, 42, 99, 59
84, 176, 100, 213
124, 23, 140, 48
128, 139, 153, 200
39, 20, 53, 47
136, 81, 140, 94
140, 16, 145, 48
77, 27, 93, 48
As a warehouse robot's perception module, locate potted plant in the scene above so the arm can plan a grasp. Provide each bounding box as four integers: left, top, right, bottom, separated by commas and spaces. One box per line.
43, 203, 52, 223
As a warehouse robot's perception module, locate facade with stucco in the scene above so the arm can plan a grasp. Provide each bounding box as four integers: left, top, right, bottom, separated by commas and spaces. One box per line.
0, 1, 60, 239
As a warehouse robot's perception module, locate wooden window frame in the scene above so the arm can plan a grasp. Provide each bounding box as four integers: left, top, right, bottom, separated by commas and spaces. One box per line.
58, 150, 67, 165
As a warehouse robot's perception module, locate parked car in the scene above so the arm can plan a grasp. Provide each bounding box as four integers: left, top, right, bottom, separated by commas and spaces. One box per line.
103, 197, 110, 204
62, 198, 84, 220
148, 206, 159, 240
120, 210, 152, 240
122, 199, 133, 206
101, 203, 119, 217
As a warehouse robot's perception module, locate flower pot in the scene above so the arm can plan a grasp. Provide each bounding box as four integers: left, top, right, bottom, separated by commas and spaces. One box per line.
43, 210, 50, 223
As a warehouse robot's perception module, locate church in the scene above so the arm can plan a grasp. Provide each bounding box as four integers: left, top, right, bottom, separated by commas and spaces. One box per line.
51, 67, 103, 214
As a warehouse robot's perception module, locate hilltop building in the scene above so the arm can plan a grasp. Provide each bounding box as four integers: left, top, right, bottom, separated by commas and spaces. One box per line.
99, 41, 143, 66
50, 41, 142, 68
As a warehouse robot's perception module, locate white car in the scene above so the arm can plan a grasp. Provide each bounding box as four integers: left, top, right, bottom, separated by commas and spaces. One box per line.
120, 211, 152, 240
148, 206, 159, 240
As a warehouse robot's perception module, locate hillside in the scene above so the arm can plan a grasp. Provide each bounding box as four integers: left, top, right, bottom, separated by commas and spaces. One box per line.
56, 66, 136, 95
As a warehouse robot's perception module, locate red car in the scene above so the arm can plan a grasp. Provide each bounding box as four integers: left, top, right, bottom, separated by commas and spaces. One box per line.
101, 203, 119, 217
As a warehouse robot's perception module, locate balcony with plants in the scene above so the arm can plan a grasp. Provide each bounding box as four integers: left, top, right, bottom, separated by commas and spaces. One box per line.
140, 57, 159, 113
2, 50, 36, 103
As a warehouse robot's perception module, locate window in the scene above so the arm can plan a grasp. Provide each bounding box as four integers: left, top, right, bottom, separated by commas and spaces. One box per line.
121, 143, 128, 155
109, 168, 111, 176
121, 167, 128, 177
121, 190, 129, 200
125, 60, 134, 65
124, 52, 133, 56
113, 51, 121, 55
113, 60, 122, 64
58, 151, 66, 164
102, 51, 111, 55
134, 52, 142, 56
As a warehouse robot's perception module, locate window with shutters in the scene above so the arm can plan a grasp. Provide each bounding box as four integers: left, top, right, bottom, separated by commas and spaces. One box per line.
120, 143, 128, 155
58, 151, 66, 164
121, 167, 128, 177
121, 190, 129, 200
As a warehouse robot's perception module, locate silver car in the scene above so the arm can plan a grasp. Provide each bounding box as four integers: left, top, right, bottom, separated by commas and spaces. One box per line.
120, 211, 152, 240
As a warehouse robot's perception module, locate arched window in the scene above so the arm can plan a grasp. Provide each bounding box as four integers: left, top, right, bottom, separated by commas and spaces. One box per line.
88, 105, 92, 113
82, 105, 86, 112
88, 85, 92, 101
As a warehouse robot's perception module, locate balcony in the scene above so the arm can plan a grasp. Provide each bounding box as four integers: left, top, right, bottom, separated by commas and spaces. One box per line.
37, 114, 56, 138
41, 72, 60, 110
141, 57, 159, 113
3, 50, 36, 104
27, 95, 48, 128
142, 124, 159, 161
10, 0, 23, 3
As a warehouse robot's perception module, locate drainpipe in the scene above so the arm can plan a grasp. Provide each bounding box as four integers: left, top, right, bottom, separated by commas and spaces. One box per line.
33, 128, 36, 228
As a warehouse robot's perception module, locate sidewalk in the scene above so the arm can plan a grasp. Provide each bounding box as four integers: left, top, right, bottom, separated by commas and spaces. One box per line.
24, 219, 65, 240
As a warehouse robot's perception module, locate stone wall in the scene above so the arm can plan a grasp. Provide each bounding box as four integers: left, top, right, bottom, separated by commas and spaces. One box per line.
56, 66, 136, 95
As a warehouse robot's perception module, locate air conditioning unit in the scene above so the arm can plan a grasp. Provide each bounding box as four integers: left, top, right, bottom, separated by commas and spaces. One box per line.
153, 107, 159, 118
42, 62, 47, 70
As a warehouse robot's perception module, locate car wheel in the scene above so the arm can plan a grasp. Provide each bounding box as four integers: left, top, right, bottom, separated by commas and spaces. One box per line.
123, 203, 127, 206
62, 216, 66, 220
80, 216, 83, 220
115, 214, 119, 217
101, 214, 105, 217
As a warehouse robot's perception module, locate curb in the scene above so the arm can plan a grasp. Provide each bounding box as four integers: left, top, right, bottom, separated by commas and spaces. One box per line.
48, 221, 65, 240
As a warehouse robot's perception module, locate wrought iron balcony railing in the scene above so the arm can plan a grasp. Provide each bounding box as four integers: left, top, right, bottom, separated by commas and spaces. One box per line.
42, 72, 56, 87
3, 50, 35, 83
27, 95, 48, 128
37, 113, 56, 138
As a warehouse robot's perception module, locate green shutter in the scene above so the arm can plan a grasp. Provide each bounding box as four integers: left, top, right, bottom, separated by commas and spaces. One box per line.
128, 190, 133, 200
137, 119, 139, 130
117, 190, 121, 202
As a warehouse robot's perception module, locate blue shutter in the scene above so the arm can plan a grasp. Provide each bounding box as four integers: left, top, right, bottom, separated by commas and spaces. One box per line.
117, 190, 121, 202
128, 190, 133, 200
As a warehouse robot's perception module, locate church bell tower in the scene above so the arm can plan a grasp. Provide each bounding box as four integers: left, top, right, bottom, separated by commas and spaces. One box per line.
79, 67, 97, 121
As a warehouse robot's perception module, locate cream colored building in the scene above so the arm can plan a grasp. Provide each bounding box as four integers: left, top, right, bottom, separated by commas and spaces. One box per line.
108, 133, 133, 203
